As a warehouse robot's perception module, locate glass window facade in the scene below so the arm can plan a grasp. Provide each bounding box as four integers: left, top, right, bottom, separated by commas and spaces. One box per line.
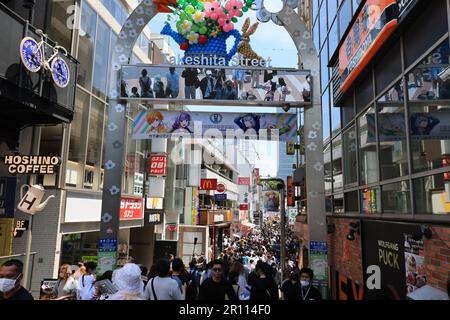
313, 0, 450, 215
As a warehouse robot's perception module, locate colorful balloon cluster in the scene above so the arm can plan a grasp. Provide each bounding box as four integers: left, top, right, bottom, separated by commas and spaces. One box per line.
165, 0, 254, 47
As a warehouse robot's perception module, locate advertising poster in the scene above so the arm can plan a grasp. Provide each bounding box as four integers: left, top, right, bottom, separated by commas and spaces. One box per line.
366, 111, 450, 142
191, 187, 200, 225
404, 234, 427, 296
133, 110, 298, 142
361, 220, 422, 300
310, 241, 329, 299
262, 191, 280, 212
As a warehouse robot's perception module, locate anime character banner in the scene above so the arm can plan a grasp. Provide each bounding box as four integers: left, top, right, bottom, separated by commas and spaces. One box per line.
132, 110, 298, 142
366, 111, 450, 142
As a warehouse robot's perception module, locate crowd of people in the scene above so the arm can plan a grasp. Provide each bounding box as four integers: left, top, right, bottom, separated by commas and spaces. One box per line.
0, 221, 321, 301
122, 67, 296, 102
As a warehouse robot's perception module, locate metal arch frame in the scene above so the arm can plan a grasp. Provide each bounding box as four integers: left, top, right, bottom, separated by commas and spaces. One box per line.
99, 1, 327, 282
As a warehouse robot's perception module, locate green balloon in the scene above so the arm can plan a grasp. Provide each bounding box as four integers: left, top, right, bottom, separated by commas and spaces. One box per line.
246, 0, 253, 6
232, 17, 238, 23
242, 6, 248, 12
199, 26, 208, 34
192, 25, 199, 32
186, 5, 195, 14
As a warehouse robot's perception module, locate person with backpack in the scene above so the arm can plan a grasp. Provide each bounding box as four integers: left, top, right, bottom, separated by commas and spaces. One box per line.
139, 69, 153, 98
153, 75, 166, 98
78, 261, 97, 300
186, 260, 200, 301
143, 259, 183, 300
250, 262, 279, 301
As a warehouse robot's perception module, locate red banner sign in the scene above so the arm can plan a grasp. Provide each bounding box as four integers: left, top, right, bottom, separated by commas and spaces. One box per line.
337, 0, 398, 94
149, 154, 167, 176
287, 176, 295, 207
200, 179, 217, 190
238, 177, 250, 185
120, 197, 143, 220
240, 204, 249, 211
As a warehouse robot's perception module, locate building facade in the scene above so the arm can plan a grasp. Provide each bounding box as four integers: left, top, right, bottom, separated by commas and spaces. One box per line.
298, 0, 450, 299
0, 0, 176, 297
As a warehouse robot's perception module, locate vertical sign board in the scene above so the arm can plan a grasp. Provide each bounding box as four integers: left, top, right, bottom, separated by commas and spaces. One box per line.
286, 141, 296, 155
361, 220, 425, 300
149, 154, 167, 176
97, 239, 118, 276
310, 241, 329, 299
254, 168, 260, 185
337, 0, 398, 95
191, 187, 200, 225
287, 176, 295, 207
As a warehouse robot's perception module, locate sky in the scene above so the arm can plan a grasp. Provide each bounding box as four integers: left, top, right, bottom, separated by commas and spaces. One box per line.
148, 5, 299, 177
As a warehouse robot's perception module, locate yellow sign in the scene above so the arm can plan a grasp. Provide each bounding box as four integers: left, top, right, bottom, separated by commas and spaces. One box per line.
287, 141, 295, 155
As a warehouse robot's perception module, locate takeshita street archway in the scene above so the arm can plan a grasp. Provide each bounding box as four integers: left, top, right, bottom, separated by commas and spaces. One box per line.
100, 0, 326, 289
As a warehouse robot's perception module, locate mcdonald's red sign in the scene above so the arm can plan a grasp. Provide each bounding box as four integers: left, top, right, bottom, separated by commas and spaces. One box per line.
200, 179, 217, 190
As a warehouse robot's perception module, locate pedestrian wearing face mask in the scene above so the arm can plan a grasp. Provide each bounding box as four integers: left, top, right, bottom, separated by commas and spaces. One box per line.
0, 259, 34, 300
294, 268, 322, 301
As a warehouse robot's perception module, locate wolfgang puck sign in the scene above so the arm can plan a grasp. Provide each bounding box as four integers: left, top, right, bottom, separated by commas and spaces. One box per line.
4, 155, 60, 174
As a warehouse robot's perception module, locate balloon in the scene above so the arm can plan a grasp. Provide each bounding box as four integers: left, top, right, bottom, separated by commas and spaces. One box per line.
232, 17, 238, 23
242, 7, 248, 12
199, 26, 208, 34
186, 5, 195, 14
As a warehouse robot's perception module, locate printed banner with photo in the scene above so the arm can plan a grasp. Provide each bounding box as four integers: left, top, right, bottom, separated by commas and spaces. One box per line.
366, 110, 450, 142
133, 110, 298, 142
262, 191, 280, 212
121, 65, 311, 106
404, 234, 427, 297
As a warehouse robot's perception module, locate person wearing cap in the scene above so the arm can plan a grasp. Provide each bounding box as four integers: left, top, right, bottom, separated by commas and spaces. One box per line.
153, 75, 166, 98
108, 263, 144, 300
200, 70, 216, 99
222, 80, 238, 100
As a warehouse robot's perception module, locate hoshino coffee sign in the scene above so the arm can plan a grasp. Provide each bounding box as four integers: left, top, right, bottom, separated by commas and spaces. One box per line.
4, 155, 60, 174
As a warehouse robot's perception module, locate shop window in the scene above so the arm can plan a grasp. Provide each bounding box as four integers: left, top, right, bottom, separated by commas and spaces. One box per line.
322, 89, 331, 141
333, 193, 344, 213
85, 98, 105, 190
378, 80, 409, 180
343, 125, 357, 185
406, 40, 450, 102
414, 172, 450, 214
328, 0, 337, 29
403, 0, 448, 69
358, 106, 378, 185
355, 74, 373, 113
381, 181, 411, 214
410, 104, 450, 173
332, 135, 343, 190
329, 20, 339, 56
326, 196, 333, 213
375, 42, 401, 95
321, 44, 329, 92
344, 190, 358, 212
77, 2, 97, 90
47, 0, 74, 51
361, 187, 380, 214
66, 89, 90, 188
319, 0, 328, 48
92, 18, 111, 100
331, 86, 341, 136
339, 0, 352, 39
324, 143, 332, 193
39, 125, 63, 186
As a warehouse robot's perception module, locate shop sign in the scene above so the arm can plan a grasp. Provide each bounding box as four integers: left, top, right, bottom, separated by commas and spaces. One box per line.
200, 179, 217, 190
286, 141, 296, 155
144, 210, 164, 226
0, 177, 17, 217
13, 219, 29, 238
98, 239, 117, 252
287, 176, 295, 207
239, 204, 249, 211
146, 197, 163, 210
214, 214, 224, 223
238, 177, 250, 185
120, 197, 143, 220
133, 173, 144, 196
309, 241, 329, 299
215, 193, 227, 201
361, 220, 424, 299
216, 183, 226, 193
397, 0, 418, 18
4, 155, 60, 174
149, 154, 167, 176
254, 168, 260, 185
337, 0, 398, 95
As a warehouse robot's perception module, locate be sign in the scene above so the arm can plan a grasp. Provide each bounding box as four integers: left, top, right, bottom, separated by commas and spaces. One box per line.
120, 197, 143, 220
149, 154, 167, 176
200, 179, 217, 190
